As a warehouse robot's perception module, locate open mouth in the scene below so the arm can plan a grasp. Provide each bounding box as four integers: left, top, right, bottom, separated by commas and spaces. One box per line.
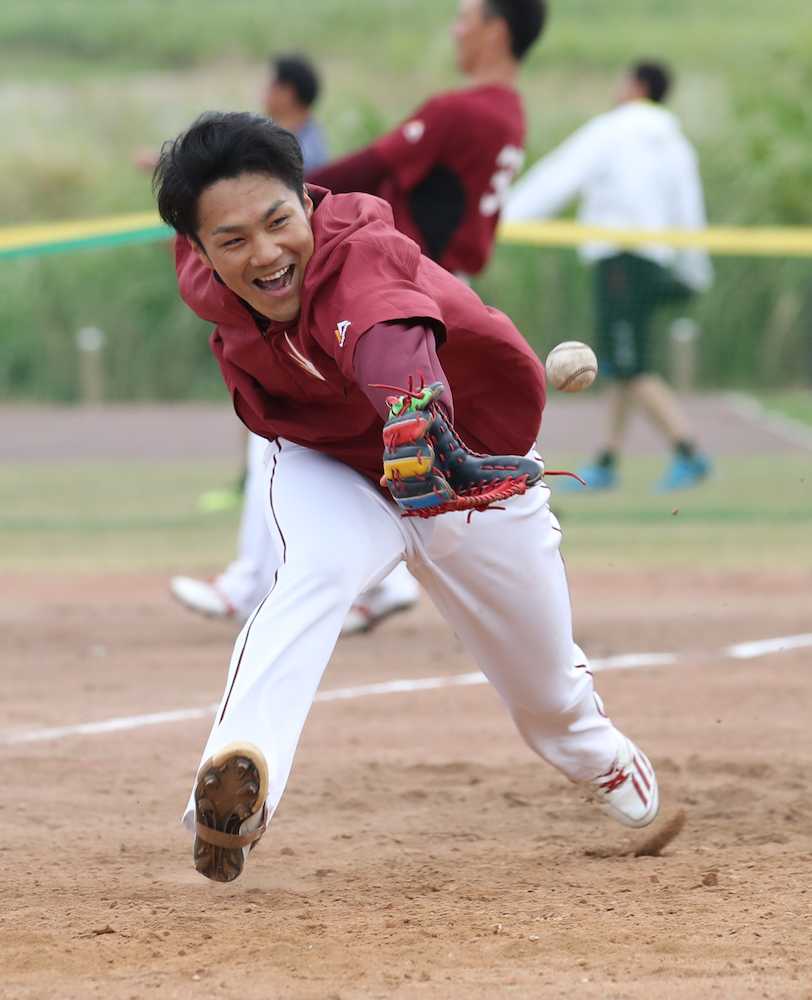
253, 264, 295, 294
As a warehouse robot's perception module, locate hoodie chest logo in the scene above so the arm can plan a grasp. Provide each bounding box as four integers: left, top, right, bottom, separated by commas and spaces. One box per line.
283, 331, 326, 382
334, 320, 351, 348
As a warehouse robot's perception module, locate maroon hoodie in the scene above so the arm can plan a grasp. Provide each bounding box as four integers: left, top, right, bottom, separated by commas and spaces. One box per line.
176, 186, 545, 485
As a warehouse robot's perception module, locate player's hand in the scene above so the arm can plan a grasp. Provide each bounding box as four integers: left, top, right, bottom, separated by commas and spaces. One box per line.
380, 381, 542, 518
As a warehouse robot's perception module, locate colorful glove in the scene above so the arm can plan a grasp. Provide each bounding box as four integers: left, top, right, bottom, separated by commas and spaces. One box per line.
381, 381, 542, 518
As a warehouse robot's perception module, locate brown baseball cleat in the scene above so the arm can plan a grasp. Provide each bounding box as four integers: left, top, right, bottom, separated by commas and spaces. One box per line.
193, 742, 268, 883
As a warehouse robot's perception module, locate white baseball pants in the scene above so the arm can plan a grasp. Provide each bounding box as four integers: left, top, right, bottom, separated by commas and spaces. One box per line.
183, 438, 622, 830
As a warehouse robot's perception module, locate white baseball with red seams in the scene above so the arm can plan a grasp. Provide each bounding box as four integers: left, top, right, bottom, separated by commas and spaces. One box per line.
182, 439, 654, 834
545, 341, 598, 392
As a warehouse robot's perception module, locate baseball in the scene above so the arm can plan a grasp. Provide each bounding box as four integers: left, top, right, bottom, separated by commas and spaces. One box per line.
545, 341, 598, 392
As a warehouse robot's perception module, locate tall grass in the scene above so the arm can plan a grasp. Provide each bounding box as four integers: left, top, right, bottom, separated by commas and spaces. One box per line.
1, 0, 811, 399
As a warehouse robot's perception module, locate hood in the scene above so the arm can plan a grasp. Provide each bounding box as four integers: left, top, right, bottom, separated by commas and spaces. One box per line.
302, 185, 402, 279
175, 186, 400, 328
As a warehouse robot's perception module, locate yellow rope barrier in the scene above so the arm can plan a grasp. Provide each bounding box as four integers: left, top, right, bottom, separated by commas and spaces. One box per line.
0, 212, 165, 252
498, 220, 812, 257
3, 210, 812, 259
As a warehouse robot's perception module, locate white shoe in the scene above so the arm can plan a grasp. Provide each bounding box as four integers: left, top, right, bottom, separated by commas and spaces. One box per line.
170, 576, 237, 620
193, 742, 268, 883
587, 736, 659, 828
341, 589, 418, 636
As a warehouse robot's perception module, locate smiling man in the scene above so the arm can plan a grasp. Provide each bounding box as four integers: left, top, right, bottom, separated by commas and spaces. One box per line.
155, 111, 660, 884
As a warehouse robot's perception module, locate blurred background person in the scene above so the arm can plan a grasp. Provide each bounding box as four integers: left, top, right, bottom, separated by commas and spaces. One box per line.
262, 52, 328, 170
134, 52, 327, 174
505, 60, 714, 493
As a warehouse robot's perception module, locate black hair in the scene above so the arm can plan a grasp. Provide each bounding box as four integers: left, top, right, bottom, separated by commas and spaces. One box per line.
484, 0, 547, 60
271, 53, 321, 108
632, 61, 672, 103
153, 111, 305, 239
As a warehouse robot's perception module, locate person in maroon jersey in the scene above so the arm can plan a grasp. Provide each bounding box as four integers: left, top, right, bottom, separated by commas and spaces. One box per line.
309, 0, 546, 277
154, 111, 660, 883
309, 0, 547, 630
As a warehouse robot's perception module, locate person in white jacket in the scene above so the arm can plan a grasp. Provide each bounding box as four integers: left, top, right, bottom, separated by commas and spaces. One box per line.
505, 61, 713, 492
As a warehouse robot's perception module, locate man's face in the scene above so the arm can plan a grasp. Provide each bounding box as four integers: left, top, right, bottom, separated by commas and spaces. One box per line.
453, 0, 495, 74
193, 172, 314, 324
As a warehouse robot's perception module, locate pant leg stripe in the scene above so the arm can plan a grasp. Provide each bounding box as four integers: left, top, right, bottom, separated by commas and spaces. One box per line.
219, 439, 284, 725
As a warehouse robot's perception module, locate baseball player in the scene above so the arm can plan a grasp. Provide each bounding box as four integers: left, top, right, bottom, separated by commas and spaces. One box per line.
172, 0, 549, 633
505, 60, 714, 492
154, 110, 660, 883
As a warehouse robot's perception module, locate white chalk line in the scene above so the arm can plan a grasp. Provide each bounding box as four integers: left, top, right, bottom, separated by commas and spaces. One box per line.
2, 633, 811, 747
727, 633, 812, 659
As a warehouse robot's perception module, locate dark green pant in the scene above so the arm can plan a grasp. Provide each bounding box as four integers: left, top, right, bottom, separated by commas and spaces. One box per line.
594, 253, 693, 380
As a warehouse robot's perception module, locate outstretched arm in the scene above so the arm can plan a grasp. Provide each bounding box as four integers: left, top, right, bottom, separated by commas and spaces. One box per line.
308, 96, 449, 196
354, 323, 540, 518
353, 321, 453, 420
503, 118, 605, 222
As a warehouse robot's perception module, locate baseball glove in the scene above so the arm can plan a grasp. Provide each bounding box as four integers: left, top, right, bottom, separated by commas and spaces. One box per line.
380, 381, 542, 518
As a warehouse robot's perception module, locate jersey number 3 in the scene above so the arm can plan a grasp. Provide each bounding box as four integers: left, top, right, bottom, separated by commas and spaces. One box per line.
480, 145, 525, 217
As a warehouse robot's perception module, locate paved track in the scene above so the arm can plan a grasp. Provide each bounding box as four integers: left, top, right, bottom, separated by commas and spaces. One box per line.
2, 393, 809, 463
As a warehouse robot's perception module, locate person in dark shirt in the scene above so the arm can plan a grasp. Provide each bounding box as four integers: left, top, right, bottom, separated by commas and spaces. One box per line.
154, 111, 661, 883
309, 0, 546, 278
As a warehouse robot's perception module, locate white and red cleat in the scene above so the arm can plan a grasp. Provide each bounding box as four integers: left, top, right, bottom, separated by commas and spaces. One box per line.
340, 591, 418, 636
341, 563, 419, 636
588, 736, 659, 828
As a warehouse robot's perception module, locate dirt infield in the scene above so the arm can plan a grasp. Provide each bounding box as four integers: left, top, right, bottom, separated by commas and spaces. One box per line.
3, 569, 811, 999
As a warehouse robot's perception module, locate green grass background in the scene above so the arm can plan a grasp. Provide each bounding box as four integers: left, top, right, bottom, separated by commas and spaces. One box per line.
755, 390, 812, 427
3, 451, 810, 574
2, 0, 812, 399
